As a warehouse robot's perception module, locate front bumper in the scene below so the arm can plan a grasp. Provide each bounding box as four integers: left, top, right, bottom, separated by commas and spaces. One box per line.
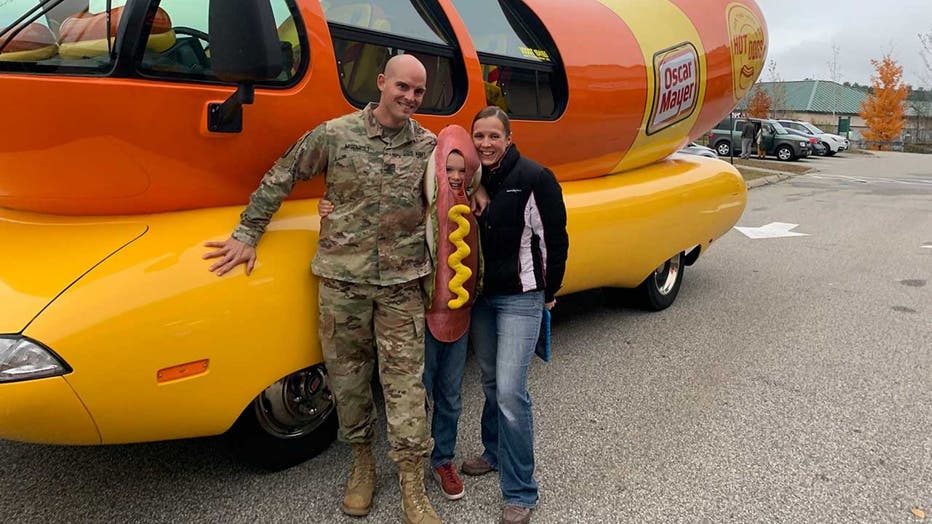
0, 376, 101, 444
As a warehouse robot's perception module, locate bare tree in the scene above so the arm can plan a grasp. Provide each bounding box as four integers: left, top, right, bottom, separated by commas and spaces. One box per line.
767, 59, 787, 119
906, 100, 927, 144
920, 28, 932, 87
827, 43, 842, 121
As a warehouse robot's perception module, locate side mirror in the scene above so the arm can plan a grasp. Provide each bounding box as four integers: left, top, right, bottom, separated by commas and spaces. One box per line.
207, 0, 283, 133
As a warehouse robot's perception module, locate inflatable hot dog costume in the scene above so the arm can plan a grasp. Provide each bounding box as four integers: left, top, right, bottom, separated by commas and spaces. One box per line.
425, 126, 482, 343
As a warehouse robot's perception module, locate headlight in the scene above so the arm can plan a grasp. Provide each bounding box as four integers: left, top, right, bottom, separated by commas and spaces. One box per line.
0, 336, 71, 383
799, 141, 807, 146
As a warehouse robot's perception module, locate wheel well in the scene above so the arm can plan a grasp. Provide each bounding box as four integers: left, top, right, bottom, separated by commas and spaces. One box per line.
683, 246, 701, 266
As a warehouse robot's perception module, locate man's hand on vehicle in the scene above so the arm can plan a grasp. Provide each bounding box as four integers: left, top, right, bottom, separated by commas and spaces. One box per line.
203, 237, 257, 276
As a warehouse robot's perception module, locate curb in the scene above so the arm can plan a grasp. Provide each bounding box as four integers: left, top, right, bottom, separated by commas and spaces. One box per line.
746, 173, 793, 189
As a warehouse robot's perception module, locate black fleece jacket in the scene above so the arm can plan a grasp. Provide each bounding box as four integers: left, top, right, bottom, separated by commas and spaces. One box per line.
477, 144, 568, 302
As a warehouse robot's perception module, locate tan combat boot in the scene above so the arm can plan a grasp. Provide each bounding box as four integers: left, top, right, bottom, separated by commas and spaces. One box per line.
342, 444, 377, 516
399, 459, 442, 524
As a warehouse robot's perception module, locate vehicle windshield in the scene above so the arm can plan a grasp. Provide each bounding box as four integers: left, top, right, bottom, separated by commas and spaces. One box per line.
771, 121, 790, 134
801, 122, 825, 134
322, 0, 447, 45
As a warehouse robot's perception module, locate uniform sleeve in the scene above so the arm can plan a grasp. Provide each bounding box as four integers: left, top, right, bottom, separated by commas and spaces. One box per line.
232, 124, 329, 246
533, 168, 569, 303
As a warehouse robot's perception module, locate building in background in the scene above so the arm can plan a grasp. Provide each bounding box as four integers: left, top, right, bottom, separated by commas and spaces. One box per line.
735, 80, 932, 149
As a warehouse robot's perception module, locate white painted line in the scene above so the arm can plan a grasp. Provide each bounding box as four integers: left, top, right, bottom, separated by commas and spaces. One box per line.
807, 173, 869, 183
734, 222, 810, 239
807, 173, 932, 186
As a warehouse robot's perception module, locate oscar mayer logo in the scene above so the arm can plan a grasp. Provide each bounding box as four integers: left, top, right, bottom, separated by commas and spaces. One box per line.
647, 42, 699, 135
727, 3, 766, 102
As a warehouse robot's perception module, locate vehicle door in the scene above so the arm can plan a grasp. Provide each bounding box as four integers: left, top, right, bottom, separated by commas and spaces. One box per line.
0, 0, 323, 213
0, 0, 475, 213
734, 120, 747, 153
762, 124, 777, 153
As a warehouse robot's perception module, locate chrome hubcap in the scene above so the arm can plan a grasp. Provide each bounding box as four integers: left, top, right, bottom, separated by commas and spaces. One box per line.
652, 254, 682, 296
254, 365, 335, 439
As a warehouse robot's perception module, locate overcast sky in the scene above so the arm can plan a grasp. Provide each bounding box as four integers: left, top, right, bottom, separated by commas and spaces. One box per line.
757, 0, 931, 88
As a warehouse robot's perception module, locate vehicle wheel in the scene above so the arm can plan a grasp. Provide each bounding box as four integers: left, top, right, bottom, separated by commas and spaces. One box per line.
228, 364, 338, 471
776, 145, 794, 161
815, 144, 827, 156
635, 252, 684, 310
825, 147, 836, 156
715, 141, 731, 156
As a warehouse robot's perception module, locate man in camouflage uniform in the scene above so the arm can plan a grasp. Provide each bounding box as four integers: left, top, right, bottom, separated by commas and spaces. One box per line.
204, 54, 441, 524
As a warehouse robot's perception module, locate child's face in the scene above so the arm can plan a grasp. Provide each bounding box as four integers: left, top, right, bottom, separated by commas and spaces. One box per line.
446, 152, 467, 191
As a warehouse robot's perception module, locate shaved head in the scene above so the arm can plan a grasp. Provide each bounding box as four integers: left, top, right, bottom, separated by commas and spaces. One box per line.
384, 54, 427, 80
374, 54, 429, 128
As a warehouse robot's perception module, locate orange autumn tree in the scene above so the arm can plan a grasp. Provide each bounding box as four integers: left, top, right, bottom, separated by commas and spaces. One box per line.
860, 54, 909, 148
746, 84, 771, 118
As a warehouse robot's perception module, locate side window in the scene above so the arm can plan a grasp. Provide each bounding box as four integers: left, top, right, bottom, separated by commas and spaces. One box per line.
736, 121, 746, 133
137, 0, 306, 85
450, 0, 567, 120
0, 0, 119, 73
323, 0, 466, 114
1, 0, 305, 82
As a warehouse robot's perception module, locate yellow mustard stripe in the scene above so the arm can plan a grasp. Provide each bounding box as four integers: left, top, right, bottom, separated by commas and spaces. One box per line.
0, 44, 58, 62
596, 0, 707, 173
446, 204, 473, 310
58, 31, 175, 60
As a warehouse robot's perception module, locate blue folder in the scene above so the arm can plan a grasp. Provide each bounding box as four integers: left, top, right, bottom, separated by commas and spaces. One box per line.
535, 307, 551, 362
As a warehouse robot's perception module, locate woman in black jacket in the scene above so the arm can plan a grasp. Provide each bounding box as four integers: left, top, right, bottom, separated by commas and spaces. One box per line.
459, 106, 568, 524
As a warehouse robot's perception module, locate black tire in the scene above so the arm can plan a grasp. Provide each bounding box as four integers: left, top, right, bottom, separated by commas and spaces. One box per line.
715, 141, 731, 157
228, 365, 338, 471
825, 147, 836, 157
606, 253, 685, 310
776, 145, 794, 161
635, 253, 684, 310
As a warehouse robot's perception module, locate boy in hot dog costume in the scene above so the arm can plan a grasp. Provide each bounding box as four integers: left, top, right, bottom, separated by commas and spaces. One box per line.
319, 125, 483, 500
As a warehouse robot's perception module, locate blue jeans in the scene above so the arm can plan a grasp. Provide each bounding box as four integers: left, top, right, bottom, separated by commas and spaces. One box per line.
423, 327, 468, 468
470, 291, 543, 508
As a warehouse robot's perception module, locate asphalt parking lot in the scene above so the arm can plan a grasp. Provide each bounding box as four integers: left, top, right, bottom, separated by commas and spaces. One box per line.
0, 151, 929, 523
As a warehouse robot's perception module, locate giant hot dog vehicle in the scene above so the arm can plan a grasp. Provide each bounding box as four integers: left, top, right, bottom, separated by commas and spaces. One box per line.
0, 0, 766, 468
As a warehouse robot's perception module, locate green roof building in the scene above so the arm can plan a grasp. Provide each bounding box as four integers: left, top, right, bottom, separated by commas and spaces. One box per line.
736, 80, 932, 145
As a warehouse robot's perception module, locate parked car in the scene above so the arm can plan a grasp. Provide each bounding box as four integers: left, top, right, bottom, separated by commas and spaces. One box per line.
777, 120, 849, 156
708, 117, 813, 161
678, 142, 718, 159
777, 127, 826, 156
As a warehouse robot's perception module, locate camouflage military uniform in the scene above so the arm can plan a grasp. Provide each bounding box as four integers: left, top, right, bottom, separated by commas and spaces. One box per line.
232, 103, 437, 463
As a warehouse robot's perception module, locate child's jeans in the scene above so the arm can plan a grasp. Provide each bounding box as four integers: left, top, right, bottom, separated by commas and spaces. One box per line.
423, 327, 469, 467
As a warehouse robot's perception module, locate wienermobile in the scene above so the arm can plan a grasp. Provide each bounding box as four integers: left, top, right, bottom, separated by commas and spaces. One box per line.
0, 0, 767, 468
